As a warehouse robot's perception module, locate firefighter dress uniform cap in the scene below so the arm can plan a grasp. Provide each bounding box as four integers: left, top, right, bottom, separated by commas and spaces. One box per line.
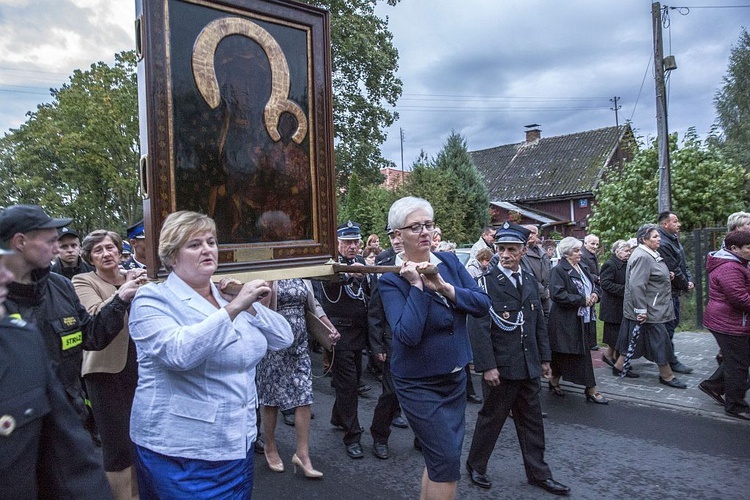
126, 220, 145, 239
494, 221, 530, 245
0, 204, 72, 242
337, 221, 362, 240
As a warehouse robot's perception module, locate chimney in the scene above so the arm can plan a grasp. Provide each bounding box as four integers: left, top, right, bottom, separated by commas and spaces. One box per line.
524, 123, 541, 143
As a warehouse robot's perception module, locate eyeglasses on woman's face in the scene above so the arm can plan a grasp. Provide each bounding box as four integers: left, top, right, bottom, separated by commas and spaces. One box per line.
399, 221, 436, 234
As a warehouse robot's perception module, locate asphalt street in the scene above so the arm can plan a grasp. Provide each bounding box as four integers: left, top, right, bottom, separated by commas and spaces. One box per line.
253, 349, 750, 499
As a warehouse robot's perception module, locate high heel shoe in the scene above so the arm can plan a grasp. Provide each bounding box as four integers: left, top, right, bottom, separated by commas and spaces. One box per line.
264, 451, 284, 473
292, 453, 323, 479
584, 390, 609, 405
548, 381, 565, 397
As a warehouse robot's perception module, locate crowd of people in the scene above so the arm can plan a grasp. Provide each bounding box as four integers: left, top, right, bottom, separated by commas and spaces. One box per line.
1, 200, 748, 499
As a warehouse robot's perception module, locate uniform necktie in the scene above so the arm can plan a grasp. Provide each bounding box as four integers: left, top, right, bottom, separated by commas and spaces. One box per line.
511, 272, 523, 297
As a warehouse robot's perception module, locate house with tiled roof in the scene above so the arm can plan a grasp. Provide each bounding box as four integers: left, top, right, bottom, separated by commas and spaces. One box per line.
470, 124, 636, 239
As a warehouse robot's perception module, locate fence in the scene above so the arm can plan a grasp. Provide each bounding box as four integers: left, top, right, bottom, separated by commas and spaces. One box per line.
680, 227, 726, 330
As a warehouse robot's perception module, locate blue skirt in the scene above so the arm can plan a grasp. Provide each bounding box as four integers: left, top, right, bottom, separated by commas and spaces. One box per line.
392, 369, 467, 482
134, 444, 253, 499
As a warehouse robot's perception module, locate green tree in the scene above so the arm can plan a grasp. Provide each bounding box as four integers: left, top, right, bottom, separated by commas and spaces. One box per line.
339, 171, 397, 240
0, 51, 140, 233
589, 129, 749, 245
299, 0, 403, 190
403, 135, 489, 245
714, 28, 750, 171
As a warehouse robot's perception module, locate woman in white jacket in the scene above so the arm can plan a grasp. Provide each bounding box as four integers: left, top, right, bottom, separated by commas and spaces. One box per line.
128, 211, 293, 499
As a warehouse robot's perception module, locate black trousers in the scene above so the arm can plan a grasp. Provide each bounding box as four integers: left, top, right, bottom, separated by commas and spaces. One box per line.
370, 344, 401, 444
331, 349, 362, 445
467, 377, 551, 481
711, 331, 750, 413
665, 295, 681, 365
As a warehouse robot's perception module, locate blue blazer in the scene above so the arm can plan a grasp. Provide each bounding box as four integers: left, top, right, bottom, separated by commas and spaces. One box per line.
378, 252, 490, 379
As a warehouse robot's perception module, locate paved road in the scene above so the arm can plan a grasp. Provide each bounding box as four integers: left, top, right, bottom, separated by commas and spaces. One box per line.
253, 334, 750, 499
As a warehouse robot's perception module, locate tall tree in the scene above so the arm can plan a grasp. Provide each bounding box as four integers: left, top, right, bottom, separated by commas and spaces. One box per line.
403, 135, 490, 245
714, 28, 750, 170
0, 51, 140, 233
589, 129, 749, 245
299, 0, 403, 190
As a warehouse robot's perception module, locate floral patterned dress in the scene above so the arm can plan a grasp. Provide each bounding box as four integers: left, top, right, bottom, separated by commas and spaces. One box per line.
256, 278, 313, 410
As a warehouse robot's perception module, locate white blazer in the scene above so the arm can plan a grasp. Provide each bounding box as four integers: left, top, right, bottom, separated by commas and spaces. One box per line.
128, 272, 292, 460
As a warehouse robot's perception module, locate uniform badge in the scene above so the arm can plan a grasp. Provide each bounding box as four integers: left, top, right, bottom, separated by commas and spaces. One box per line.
0, 415, 16, 437
502, 311, 510, 320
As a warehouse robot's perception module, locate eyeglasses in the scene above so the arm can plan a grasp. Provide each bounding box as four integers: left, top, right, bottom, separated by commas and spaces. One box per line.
398, 222, 436, 234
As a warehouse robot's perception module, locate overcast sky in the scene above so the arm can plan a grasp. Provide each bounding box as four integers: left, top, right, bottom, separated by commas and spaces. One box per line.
1, 0, 747, 170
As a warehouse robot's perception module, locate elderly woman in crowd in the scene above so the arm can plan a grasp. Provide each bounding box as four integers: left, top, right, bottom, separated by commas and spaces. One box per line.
599, 239, 636, 375
613, 224, 686, 388
128, 211, 293, 498
72, 231, 146, 500
467, 247, 493, 279
256, 278, 339, 478
547, 237, 608, 404
702, 230, 750, 420
377, 197, 490, 500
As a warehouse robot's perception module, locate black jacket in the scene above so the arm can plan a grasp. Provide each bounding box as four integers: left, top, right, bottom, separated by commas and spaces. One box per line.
469, 265, 550, 380
0, 315, 112, 500
580, 247, 600, 284
4, 267, 128, 423
367, 252, 397, 356
599, 255, 627, 324
548, 259, 600, 354
656, 228, 693, 295
312, 254, 370, 351
50, 257, 94, 280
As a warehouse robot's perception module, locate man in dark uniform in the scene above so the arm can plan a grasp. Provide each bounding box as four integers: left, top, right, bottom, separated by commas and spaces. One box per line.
0, 241, 113, 499
465, 222, 570, 496
50, 227, 93, 279
368, 224, 409, 460
312, 221, 370, 459
0, 205, 129, 431
656, 211, 694, 374
120, 220, 147, 270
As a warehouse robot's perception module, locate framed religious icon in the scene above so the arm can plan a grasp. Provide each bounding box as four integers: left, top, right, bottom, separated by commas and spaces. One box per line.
135, 0, 337, 278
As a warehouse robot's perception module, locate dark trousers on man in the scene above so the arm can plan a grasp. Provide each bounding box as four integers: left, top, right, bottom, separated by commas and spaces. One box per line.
370, 344, 400, 445
331, 349, 363, 445
466, 377, 551, 481
666, 295, 681, 365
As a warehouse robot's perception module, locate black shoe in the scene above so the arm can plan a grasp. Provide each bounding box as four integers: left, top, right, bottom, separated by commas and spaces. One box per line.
726, 410, 750, 421
466, 463, 491, 489
372, 442, 389, 459
659, 376, 687, 389
253, 437, 265, 454
698, 381, 725, 405
670, 361, 693, 374
413, 437, 422, 451
601, 354, 615, 368
283, 412, 295, 426
612, 366, 640, 378
358, 384, 372, 395
529, 478, 570, 496
346, 442, 364, 459
584, 390, 609, 405
467, 394, 483, 404
590, 345, 600, 351
391, 416, 408, 428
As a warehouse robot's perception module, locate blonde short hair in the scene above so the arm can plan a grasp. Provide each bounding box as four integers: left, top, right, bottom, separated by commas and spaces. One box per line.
158, 211, 216, 271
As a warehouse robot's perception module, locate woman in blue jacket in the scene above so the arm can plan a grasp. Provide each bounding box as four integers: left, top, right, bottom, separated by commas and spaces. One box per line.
378, 197, 490, 500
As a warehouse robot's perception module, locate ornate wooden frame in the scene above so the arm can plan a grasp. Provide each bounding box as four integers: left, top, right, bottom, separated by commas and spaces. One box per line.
136, 0, 336, 278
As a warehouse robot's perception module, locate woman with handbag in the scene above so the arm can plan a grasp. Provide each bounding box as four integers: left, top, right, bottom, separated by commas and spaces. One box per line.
256, 279, 339, 478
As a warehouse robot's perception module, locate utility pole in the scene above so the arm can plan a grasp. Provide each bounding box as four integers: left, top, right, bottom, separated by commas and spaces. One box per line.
653, 2, 671, 213
610, 96, 621, 127
399, 127, 405, 181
